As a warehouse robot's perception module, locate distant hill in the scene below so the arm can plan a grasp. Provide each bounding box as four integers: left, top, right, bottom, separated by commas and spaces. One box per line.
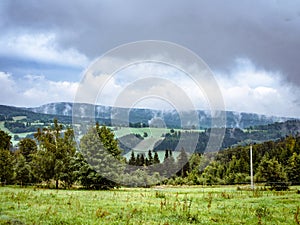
28, 102, 292, 129
1, 103, 299, 152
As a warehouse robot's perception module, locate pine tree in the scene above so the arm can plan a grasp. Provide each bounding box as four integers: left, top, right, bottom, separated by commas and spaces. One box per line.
140, 154, 145, 166
80, 124, 124, 189
136, 154, 141, 166
176, 148, 190, 177
153, 152, 160, 164
96, 123, 122, 159
286, 152, 300, 184
164, 149, 169, 162
128, 151, 136, 165
147, 150, 153, 165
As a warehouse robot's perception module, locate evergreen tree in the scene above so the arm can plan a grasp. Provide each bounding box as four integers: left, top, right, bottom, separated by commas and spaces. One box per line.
96, 123, 122, 159
147, 150, 153, 165
140, 154, 145, 166
136, 154, 141, 166
80, 125, 124, 189
164, 149, 169, 162
128, 151, 136, 165
153, 152, 160, 164
164, 153, 175, 178
176, 148, 190, 177
286, 152, 300, 184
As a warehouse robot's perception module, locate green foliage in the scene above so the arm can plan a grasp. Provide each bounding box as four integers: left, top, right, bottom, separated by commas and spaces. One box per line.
14, 153, 32, 185
0, 148, 14, 184
79, 124, 124, 189
256, 156, 289, 190
4, 121, 40, 133
286, 152, 300, 184
18, 138, 37, 162
176, 148, 190, 177
153, 151, 160, 164
0, 130, 11, 150
31, 119, 76, 188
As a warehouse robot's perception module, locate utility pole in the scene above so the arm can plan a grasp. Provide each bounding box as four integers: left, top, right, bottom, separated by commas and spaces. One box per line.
250, 145, 254, 189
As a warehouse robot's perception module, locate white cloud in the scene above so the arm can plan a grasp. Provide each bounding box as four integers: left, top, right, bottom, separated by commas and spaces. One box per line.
74, 59, 300, 117
0, 32, 89, 67
0, 72, 78, 107
216, 58, 300, 117
0, 57, 299, 118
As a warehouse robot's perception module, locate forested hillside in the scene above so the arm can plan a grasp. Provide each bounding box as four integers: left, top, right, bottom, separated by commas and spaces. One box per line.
0, 119, 299, 190
154, 120, 300, 153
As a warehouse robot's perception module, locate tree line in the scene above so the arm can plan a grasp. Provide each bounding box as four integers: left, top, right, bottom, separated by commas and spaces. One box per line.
0, 119, 189, 189
0, 119, 299, 190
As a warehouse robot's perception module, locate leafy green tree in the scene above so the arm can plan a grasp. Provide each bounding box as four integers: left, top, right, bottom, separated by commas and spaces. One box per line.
255, 156, 289, 190
0, 131, 13, 184
14, 154, 32, 186
201, 161, 223, 185
0, 130, 11, 150
0, 148, 14, 184
33, 119, 76, 188
18, 138, 37, 162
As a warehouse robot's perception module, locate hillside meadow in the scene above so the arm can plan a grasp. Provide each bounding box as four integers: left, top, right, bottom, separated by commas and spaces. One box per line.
1, 185, 300, 225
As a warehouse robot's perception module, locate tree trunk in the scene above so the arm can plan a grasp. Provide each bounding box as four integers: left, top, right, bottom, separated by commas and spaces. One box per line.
56, 179, 59, 189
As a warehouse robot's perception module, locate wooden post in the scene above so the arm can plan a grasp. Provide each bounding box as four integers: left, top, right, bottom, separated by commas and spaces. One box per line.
250, 145, 254, 189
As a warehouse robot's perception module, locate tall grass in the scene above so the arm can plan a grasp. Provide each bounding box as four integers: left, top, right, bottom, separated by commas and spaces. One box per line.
0, 186, 299, 224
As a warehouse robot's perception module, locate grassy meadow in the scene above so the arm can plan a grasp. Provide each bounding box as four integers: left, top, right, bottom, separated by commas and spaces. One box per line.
1, 185, 300, 225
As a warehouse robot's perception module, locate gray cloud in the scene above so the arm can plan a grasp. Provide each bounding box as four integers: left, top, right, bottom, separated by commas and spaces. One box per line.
1, 0, 300, 117
1, 0, 300, 86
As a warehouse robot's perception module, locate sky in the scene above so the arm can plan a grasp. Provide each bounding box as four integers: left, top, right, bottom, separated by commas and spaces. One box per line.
0, 0, 300, 117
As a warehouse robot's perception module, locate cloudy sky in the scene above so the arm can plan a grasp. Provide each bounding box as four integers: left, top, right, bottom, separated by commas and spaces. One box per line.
0, 0, 300, 117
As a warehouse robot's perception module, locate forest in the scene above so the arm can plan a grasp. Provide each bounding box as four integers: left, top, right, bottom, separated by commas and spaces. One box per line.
0, 119, 300, 191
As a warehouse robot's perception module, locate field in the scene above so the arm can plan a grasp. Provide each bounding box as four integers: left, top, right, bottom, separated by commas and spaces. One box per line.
1, 186, 300, 225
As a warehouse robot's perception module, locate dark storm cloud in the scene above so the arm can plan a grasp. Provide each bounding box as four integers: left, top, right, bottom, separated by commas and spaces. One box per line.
1, 0, 300, 84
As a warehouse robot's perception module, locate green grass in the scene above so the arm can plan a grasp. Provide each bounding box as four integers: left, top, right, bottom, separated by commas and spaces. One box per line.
12, 116, 27, 121
1, 186, 299, 225
112, 127, 170, 139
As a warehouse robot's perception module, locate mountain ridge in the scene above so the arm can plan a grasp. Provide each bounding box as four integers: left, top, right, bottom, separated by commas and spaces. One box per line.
27, 102, 293, 129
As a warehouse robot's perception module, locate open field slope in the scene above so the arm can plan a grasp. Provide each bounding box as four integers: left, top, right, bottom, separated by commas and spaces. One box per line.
1, 186, 300, 225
